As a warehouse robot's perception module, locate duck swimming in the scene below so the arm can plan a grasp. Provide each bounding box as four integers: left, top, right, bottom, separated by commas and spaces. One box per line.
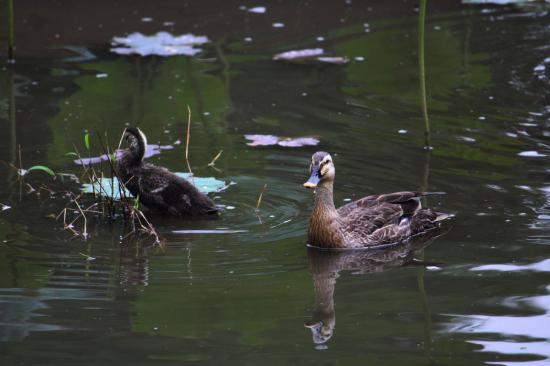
117, 127, 219, 216
304, 151, 450, 249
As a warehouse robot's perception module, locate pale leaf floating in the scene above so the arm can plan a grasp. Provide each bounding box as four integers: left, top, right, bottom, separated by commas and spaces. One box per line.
244, 134, 279, 146
472, 258, 550, 272
74, 144, 173, 165
316, 56, 349, 65
247, 6, 266, 13
518, 150, 547, 157
273, 48, 324, 61
81, 173, 228, 200
278, 137, 320, 147
462, 0, 534, 4
244, 134, 320, 147
273, 48, 349, 65
111, 32, 209, 57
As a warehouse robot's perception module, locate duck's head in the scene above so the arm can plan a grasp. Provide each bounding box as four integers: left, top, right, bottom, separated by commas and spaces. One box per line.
304, 151, 335, 189
124, 127, 148, 161
304, 320, 334, 345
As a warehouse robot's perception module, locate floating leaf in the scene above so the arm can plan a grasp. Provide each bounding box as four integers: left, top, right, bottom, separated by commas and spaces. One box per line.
273, 48, 324, 61
247, 6, 266, 13
273, 49, 349, 65
316, 56, 349, 65
27, 165, 55, 176
278, 137, 320, 147
244, 134, 320, 147
81, 173, 228, 200
111, 32, 209, 57
74, 144, 173, 165
244, 134, 279, 146
462, 0, 533, 4
518, 151, 547, 157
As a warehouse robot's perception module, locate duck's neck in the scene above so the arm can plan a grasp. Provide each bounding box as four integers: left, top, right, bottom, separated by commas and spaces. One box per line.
313, 182, 337, 216
308, 182, 346, 248
119, 148, 143, 168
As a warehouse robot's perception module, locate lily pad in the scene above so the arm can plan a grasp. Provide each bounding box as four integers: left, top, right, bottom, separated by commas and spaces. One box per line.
272, 48, 349, 65
81, 173, 228, 200
273, 48, 324, 61
74, 144, 173, 165
462, 0, 534, 4
111, 32, 209, 57
244, 134, 320, 147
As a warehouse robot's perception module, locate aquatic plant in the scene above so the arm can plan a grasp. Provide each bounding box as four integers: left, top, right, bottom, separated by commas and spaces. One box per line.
7, 0, 14, 62
419, 0, 431, 149
65, 131, 160, 241
27, 165, 55, 176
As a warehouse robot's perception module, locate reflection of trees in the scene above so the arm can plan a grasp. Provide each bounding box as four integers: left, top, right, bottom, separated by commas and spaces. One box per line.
47, 55, 230, 167
305, 228, 448, 349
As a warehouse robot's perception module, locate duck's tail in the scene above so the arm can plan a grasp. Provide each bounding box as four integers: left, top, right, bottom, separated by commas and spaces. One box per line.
434, 211, 454, 222
410, 209, 453, 234
421, 191, 447, 196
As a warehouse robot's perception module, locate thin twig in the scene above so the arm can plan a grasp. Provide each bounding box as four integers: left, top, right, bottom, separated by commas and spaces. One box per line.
208, 150, 223, 167
185, 105, 193, 175
418, 0, 431, 149
256, 184, 268, 211
73, 195, 88, 239
18, 145, 22, 200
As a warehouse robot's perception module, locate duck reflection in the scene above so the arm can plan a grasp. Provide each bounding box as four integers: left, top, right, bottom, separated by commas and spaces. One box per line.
305, 229, 446, 348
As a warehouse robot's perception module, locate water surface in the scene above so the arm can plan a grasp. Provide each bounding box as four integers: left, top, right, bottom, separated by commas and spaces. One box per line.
1, 1, 550, 365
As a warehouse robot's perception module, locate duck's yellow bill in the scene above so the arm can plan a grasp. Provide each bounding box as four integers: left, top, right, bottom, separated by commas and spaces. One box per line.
303, 170, 320, 188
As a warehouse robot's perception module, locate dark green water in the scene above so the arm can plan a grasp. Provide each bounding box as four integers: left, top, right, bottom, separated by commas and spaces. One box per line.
1, 1, 550, 364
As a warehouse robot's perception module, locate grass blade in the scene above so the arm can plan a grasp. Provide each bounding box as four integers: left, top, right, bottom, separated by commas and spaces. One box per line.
28, 165, 55, 176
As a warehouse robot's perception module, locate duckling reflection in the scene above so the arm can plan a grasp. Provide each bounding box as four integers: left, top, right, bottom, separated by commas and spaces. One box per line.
304, 230, 446, 348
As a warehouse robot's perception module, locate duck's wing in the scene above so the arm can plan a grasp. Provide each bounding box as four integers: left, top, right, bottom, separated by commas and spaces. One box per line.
340, 202, 403, 237
338, 191, 445, 216
132, 166, 179, 208
138, 166, 220, 215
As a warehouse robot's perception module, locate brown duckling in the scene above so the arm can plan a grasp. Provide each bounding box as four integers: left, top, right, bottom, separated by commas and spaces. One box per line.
117, 127, 219, 216
303, 151, 450, 249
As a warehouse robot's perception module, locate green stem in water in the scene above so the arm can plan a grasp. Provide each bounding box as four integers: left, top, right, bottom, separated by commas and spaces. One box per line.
418, 0, 430, 149
7, 0, 14, 61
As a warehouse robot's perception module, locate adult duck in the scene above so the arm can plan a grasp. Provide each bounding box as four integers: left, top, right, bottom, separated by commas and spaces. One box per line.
303, 151, 450, 249
117, 127, 219, 216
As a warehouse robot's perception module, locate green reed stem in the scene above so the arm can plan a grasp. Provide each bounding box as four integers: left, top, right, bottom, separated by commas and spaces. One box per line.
7, 0, 14, 61
418, 0, 430, 149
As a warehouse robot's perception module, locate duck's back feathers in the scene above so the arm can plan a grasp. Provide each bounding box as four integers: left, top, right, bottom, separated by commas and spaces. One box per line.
123, 163, 219, 216
328, 191, 448, 248
338, 191, 445, 216
117, 127, 219, 217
